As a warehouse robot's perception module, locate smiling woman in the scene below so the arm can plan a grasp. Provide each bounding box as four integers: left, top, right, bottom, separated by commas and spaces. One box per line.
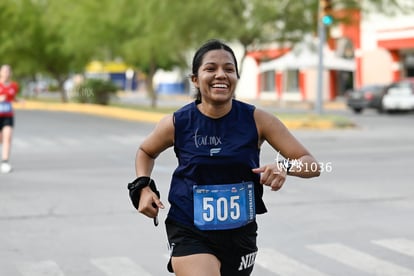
192, 41, 240, 99
129, 39, 321, 276
191, 48, 239, 118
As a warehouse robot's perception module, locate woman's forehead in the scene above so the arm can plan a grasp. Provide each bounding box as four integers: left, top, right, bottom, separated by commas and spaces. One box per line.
201, 49, 235, 65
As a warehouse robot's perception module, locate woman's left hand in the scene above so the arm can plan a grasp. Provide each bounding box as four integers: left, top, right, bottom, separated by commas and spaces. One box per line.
252, 163, 287, 191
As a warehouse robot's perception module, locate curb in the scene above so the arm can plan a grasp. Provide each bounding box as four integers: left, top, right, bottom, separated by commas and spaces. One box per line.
14, 101, 164, 123
14, 101, 349, 129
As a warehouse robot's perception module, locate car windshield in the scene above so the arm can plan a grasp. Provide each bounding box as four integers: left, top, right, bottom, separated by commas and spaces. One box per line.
361, 86, 381, 94
388, 81, 412, 96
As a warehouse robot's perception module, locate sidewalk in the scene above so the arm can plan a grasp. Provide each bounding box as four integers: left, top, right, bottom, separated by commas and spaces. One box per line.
14, 100, 165, 123
116, 92, 347, 112
13, 95, 351, 129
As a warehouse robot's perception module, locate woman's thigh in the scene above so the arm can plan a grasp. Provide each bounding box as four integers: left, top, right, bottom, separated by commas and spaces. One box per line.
171, 253, 220, 276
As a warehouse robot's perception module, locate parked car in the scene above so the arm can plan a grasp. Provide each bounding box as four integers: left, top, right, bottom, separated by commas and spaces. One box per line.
382, 78, 414, 112
346, 84, 386, 113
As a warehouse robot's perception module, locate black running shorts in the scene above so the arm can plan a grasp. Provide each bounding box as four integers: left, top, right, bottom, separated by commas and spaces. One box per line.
0, 116, 14, 129
165, 218, 258, 276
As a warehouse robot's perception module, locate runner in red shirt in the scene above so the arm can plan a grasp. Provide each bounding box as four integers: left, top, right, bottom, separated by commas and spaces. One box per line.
0, 64, 19, 173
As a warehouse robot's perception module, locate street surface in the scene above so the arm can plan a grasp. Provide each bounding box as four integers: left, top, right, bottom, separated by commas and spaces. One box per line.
1, 107, 414, 276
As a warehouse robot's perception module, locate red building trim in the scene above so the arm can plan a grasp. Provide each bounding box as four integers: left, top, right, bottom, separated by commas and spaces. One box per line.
299, 71, 306, 100
378, 37, 414, 50
247, 48, 290, 61
276, 73, 283, 97
389, 50, 401, 81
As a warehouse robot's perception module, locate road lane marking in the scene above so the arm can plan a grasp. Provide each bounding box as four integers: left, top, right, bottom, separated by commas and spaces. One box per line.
372, 238, 414, 258
308, 243, 414, 276
16, 260, 65, 276
91, 257, 152, 276
256, 248, 330, 276
14, 138, 31, 149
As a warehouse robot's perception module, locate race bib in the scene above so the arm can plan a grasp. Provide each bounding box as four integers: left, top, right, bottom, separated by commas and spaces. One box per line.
0, 102, 12, 114
193, 182, 255, 230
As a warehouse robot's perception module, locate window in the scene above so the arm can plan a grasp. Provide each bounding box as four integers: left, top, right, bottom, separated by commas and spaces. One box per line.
261, 71, 275, 92
285, 70, 299, 92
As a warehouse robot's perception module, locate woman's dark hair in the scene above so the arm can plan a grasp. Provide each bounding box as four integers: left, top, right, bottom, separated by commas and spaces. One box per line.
191, 39, 240, 101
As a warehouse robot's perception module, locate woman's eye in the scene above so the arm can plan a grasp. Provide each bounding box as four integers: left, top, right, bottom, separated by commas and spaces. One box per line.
203, 66, 235, 73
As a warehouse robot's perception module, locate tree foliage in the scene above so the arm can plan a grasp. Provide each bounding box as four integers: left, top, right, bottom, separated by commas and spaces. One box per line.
1, 0, 412, 105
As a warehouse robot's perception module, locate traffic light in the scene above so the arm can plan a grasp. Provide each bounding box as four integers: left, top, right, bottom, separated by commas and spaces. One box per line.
320, 0, 333, 25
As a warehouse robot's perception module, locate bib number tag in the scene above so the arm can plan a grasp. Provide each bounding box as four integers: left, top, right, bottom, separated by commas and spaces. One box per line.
0, 102, 12, 114
193, 182, 255, 230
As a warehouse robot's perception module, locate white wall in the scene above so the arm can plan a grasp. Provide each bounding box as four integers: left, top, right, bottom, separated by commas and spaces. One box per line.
360, 4, 414, 85
362, 49, 393, 85
236, 56, 259, 99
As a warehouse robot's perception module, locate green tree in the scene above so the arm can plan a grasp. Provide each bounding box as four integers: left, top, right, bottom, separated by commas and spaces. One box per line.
0, 0, 46, 79
2, 0, 413, 106
119, 0, 232, 107
0, 0, 79, 102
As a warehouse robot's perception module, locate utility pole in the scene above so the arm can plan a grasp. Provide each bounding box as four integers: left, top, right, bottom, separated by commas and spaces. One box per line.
315, 0, 333, 114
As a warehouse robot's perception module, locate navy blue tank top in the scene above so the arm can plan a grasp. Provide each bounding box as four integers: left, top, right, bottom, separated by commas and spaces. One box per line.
167, 99, 267, 226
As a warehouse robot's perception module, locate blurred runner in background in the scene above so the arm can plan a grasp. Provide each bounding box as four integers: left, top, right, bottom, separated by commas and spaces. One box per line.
0, 64, 20, 173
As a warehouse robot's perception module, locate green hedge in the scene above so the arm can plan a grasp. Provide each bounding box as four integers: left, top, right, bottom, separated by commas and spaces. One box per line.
75, 78, 118, 105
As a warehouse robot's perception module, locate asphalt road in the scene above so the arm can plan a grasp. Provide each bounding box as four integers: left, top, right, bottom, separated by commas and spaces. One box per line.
1, 108, 413, 276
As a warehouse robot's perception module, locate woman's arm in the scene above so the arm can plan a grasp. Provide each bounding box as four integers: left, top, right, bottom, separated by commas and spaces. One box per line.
252, 109, 320, 190
134, 114, 174, 217
135, 114, 174, 174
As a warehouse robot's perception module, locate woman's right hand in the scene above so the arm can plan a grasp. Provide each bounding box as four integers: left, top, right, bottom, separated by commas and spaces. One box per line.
138, 186, 165, 218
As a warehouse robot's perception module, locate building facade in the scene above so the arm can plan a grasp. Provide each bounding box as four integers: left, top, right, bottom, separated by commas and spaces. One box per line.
236, 5, 414, 102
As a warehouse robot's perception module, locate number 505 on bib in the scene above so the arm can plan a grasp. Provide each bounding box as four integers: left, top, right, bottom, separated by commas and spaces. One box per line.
193, 182, 255, 230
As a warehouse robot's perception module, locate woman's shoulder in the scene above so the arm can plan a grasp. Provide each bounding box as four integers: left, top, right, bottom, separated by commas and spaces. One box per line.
253, 106, 282, 123
253, 106, 288, 141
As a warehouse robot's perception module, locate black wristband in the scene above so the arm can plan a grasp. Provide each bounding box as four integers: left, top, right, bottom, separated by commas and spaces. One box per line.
127, 176, 160, 210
